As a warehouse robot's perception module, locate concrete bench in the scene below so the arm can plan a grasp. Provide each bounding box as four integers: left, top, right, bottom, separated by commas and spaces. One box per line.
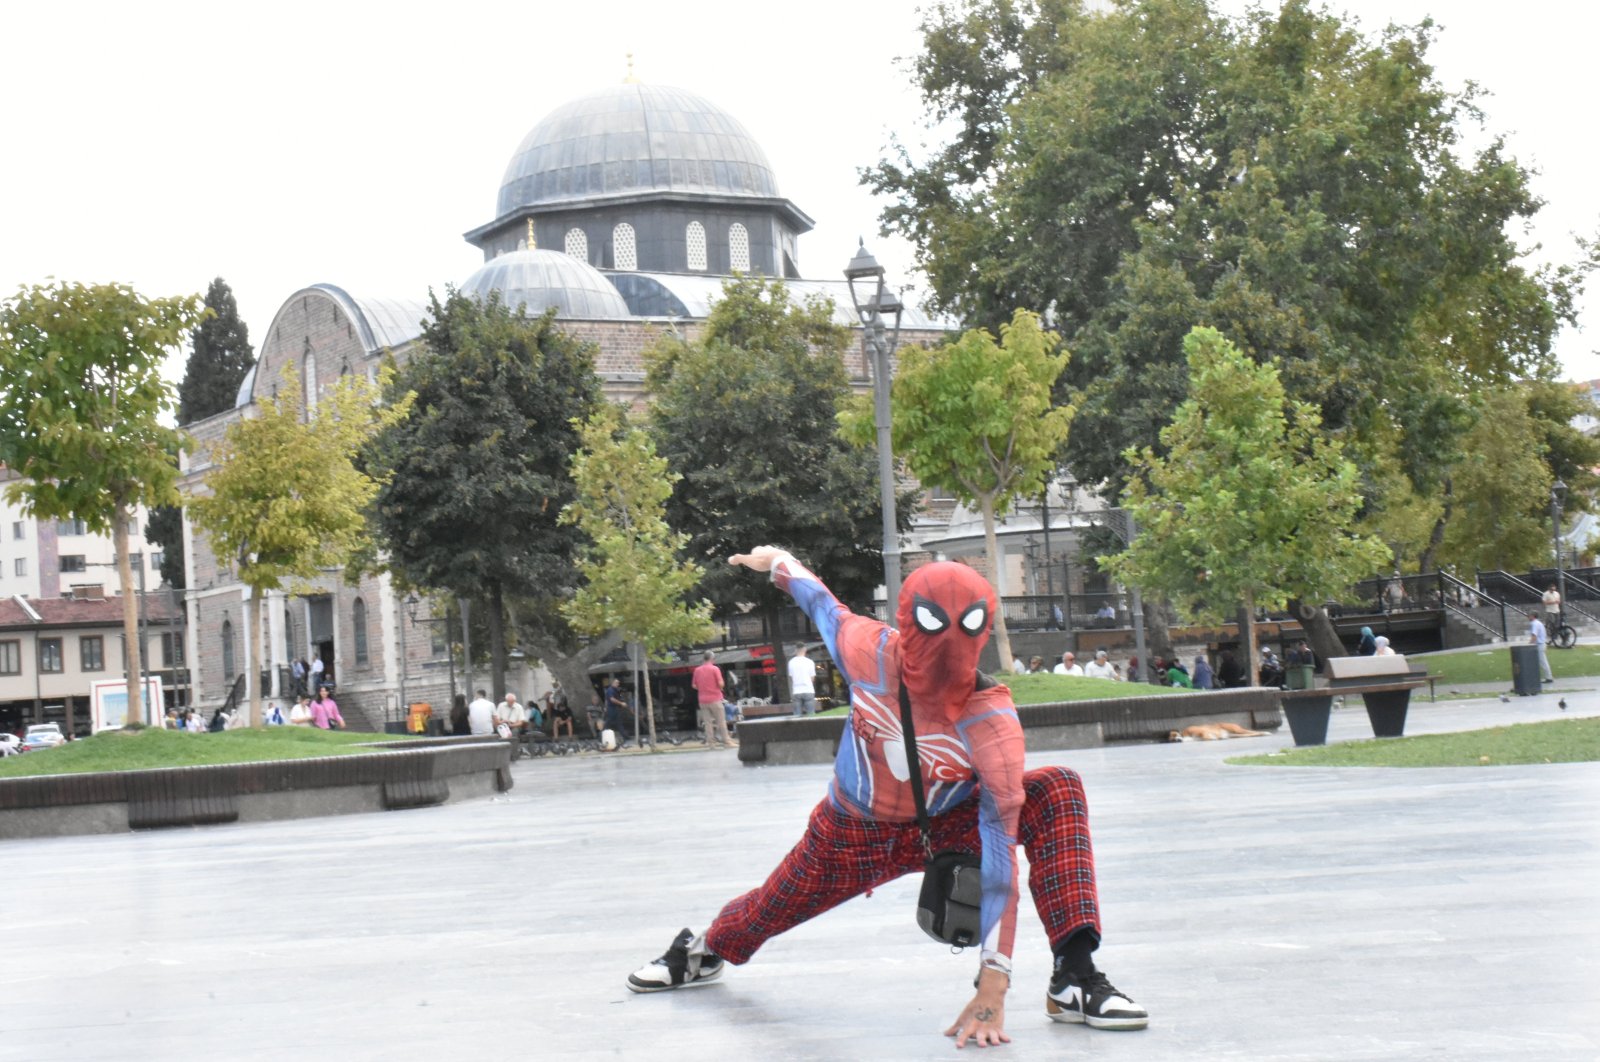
1280, 654, 1426, 745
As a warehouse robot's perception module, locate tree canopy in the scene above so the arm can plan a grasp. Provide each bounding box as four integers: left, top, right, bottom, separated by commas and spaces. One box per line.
188, 364, 409, 724
177, 277, 255, 426
1102, 327, 1387, 675
867, 0, 1578, 506
845, 308, 1071, 669
647, 275, 911, 669
364, 289, 602, 699
0, 280, 204, 728
562, 403, 716, 746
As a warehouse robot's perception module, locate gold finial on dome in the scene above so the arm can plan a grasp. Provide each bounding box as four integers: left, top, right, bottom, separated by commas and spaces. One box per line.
526, 218, 537, 251
623, 52, 639, 84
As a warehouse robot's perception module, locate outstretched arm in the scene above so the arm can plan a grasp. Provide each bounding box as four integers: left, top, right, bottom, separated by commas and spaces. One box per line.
730, 547, 859, 681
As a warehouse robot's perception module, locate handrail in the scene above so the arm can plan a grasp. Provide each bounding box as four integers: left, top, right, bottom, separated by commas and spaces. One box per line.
1440, 571, 1508, 641
1551, 570, 1600, 626
1482, 569, 1600, 627
219, 674, 246, 717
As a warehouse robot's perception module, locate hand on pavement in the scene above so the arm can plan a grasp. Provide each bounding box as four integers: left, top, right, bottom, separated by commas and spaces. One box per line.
944, 974, 1010, 1049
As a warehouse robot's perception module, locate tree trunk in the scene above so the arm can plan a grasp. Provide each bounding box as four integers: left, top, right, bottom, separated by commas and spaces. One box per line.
979, 494, 1014, 672
635, 642, 656, 749
245, 586, 263, 726
1289, 597, 1345, 663
1416, 477, 1453, 576
1141, 595, 1176, 663
531, 630, 625, 737
488, 582, 507, 702
1239, 593, 1259, 687
765, 603, 789, 706
113, 509, 146, 728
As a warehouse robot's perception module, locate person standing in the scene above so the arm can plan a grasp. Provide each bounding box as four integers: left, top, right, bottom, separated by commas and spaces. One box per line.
449, 693, 470, 736
291, 657, 307, 697
310, 686, 344, 730
467, 688, 496, 736
692, 651, 734, 748
604, 678, 633, 745
787, 645, 818, 717
1527, 612, 1554, 683
289, 695, 312, 727
1543, 584, 1562, 629
309, 653, 325, 691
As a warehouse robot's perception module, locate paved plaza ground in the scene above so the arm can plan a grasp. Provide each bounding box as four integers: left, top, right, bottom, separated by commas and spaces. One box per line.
6, 685, 1599, 1061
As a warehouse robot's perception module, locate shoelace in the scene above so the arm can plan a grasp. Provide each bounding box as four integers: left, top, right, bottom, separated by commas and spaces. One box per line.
1080, 971, 1124, 999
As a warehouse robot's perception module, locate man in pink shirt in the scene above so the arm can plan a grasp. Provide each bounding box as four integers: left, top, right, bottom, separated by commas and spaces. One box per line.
691, 651, 734, 748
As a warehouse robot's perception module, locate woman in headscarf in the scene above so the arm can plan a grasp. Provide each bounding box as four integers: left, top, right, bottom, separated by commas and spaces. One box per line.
1357, 626, 1377, 656
1192, 654, 1214, 690
1373, 635, 1396, 656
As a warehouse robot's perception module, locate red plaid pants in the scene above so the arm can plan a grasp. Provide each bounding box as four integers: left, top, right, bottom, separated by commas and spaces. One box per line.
706, 765, 1100, 964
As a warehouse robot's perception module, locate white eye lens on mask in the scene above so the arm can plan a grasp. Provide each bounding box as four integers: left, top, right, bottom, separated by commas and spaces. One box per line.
959, 604, 987, 635
914, 601, 949, 633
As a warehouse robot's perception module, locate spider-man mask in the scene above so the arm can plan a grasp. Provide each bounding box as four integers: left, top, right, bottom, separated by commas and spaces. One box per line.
896, 561, 996, 719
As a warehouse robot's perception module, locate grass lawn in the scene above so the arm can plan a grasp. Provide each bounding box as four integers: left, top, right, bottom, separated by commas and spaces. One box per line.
818, 673, 1185, 715
1419, 645, 1600, 686
1227, 716, 1600, 768
0, 726, 416, 779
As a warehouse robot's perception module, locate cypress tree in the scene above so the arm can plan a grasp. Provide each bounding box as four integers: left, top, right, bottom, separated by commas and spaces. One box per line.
177, 277, 255, 425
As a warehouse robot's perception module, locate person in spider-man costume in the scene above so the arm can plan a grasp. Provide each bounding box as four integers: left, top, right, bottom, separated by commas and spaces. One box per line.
626, 546, 1147, 1046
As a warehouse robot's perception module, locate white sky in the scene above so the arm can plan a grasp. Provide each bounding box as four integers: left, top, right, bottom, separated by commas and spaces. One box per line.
1, 0, 1595, 383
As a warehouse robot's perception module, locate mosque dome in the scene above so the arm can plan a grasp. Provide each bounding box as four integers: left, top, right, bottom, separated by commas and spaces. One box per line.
496, 83, 780, 217
461, 248, 632, 319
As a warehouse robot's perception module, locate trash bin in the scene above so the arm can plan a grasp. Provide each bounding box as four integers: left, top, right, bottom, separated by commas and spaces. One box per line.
1285, 665, 1316, 690
1509, 645, 1542, 696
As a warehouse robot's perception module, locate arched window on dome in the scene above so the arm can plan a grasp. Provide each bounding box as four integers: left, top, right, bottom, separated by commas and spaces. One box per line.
565, 227, 589, 263
729, 223, 750, 273
613, 223, 637, 271
222, 618, 236, 685
302, 348, 318, 420
686, 222, 707, 271
352, 597, 369, 667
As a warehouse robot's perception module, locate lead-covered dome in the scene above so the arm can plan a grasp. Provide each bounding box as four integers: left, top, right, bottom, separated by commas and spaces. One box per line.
461, 249, 632, 319
497, 83, 779, 216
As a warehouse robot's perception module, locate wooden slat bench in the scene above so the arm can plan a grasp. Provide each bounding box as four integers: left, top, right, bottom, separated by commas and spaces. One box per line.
1279, 655, 1427, 745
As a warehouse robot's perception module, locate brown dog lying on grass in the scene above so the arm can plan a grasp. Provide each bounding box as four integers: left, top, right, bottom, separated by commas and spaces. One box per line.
1166, 722, 1267, 742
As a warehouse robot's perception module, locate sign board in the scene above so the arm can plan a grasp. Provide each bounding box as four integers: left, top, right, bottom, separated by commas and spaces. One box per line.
90, 676, 165, 733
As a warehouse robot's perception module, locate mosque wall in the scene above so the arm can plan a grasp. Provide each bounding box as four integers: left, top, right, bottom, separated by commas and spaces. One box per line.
478, 204, 793, 277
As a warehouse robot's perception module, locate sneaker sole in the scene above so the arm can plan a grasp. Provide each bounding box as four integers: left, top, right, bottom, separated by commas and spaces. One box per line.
1046, 995, 1148, 1030
626, 966, 724, 994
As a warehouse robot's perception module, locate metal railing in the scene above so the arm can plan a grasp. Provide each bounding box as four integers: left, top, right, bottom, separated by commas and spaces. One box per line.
1439, 570, 1508, 641
218, 674, 246, 718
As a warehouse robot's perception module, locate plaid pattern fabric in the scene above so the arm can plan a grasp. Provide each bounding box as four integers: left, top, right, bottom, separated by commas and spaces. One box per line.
706, 766, 1100, 965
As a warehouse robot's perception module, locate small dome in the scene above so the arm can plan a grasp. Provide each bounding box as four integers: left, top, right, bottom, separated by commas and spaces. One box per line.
461, 249, 632, 319
497, 83, 778, 216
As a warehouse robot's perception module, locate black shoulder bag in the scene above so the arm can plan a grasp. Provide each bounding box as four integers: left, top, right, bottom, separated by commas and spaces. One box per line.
899, 682, 984, 949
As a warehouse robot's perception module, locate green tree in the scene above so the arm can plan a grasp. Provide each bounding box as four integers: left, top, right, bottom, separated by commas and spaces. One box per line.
177, 277, 256, 425
143, 476, 187, 589
648, 275, 910, 691
188, 364, 410, 726
365, 289, 602, 701
1101, 328, 1388, 677
846, 309, 1071, 670
562, 403, 716, 747
0, 281, 204, 729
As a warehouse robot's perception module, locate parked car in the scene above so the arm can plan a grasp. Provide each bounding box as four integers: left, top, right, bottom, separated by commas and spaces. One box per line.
0, 733, 21, 756
21, 723, 66, 752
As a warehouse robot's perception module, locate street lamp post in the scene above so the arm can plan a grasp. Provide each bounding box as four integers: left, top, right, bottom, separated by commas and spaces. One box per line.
845, 239, 905, 614
1552, 479, 1568, 623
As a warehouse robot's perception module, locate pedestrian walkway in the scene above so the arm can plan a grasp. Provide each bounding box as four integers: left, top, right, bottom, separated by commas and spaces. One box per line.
6, 688, 1597, 1060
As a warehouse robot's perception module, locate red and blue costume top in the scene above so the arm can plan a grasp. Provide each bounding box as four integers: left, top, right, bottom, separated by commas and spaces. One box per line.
771, 551, 1026, 970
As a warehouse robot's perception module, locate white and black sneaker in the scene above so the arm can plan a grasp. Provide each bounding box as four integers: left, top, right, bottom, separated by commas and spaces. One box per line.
1046, 968, 1148, 1030
626, 928, 725, 993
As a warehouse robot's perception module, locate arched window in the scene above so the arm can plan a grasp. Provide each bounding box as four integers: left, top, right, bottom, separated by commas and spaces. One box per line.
352, 597, 369, 666
613, 223, 637, 271
565, 227, 588, 262
303, 350, 318, 416
729, 223, 750, 273
221, 618, 236, 684
686, 221, 707, 271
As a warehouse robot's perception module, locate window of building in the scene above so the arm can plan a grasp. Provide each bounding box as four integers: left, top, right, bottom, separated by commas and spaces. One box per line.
222, 619, 236, 683
59, 555, 86, 573
686, 221, 707, 271
57, 518, 87, 536
353, 597, 369, 666
151, 551, 163, 572
430, 622, 448, 658
613, 223, 637, 271
39, 638, 62, 673
80, 635, 104, 672
303, 351, 318, 417
161, 630, 185, 669
565, 227, 588, 262
12, 521, 24, 540
729, 223, 750, 272
13, 558, 25, 577
0, 640, 20, 676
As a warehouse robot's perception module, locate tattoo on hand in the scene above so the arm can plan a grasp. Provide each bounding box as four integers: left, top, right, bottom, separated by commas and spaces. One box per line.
974, 1007, 995, 1022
